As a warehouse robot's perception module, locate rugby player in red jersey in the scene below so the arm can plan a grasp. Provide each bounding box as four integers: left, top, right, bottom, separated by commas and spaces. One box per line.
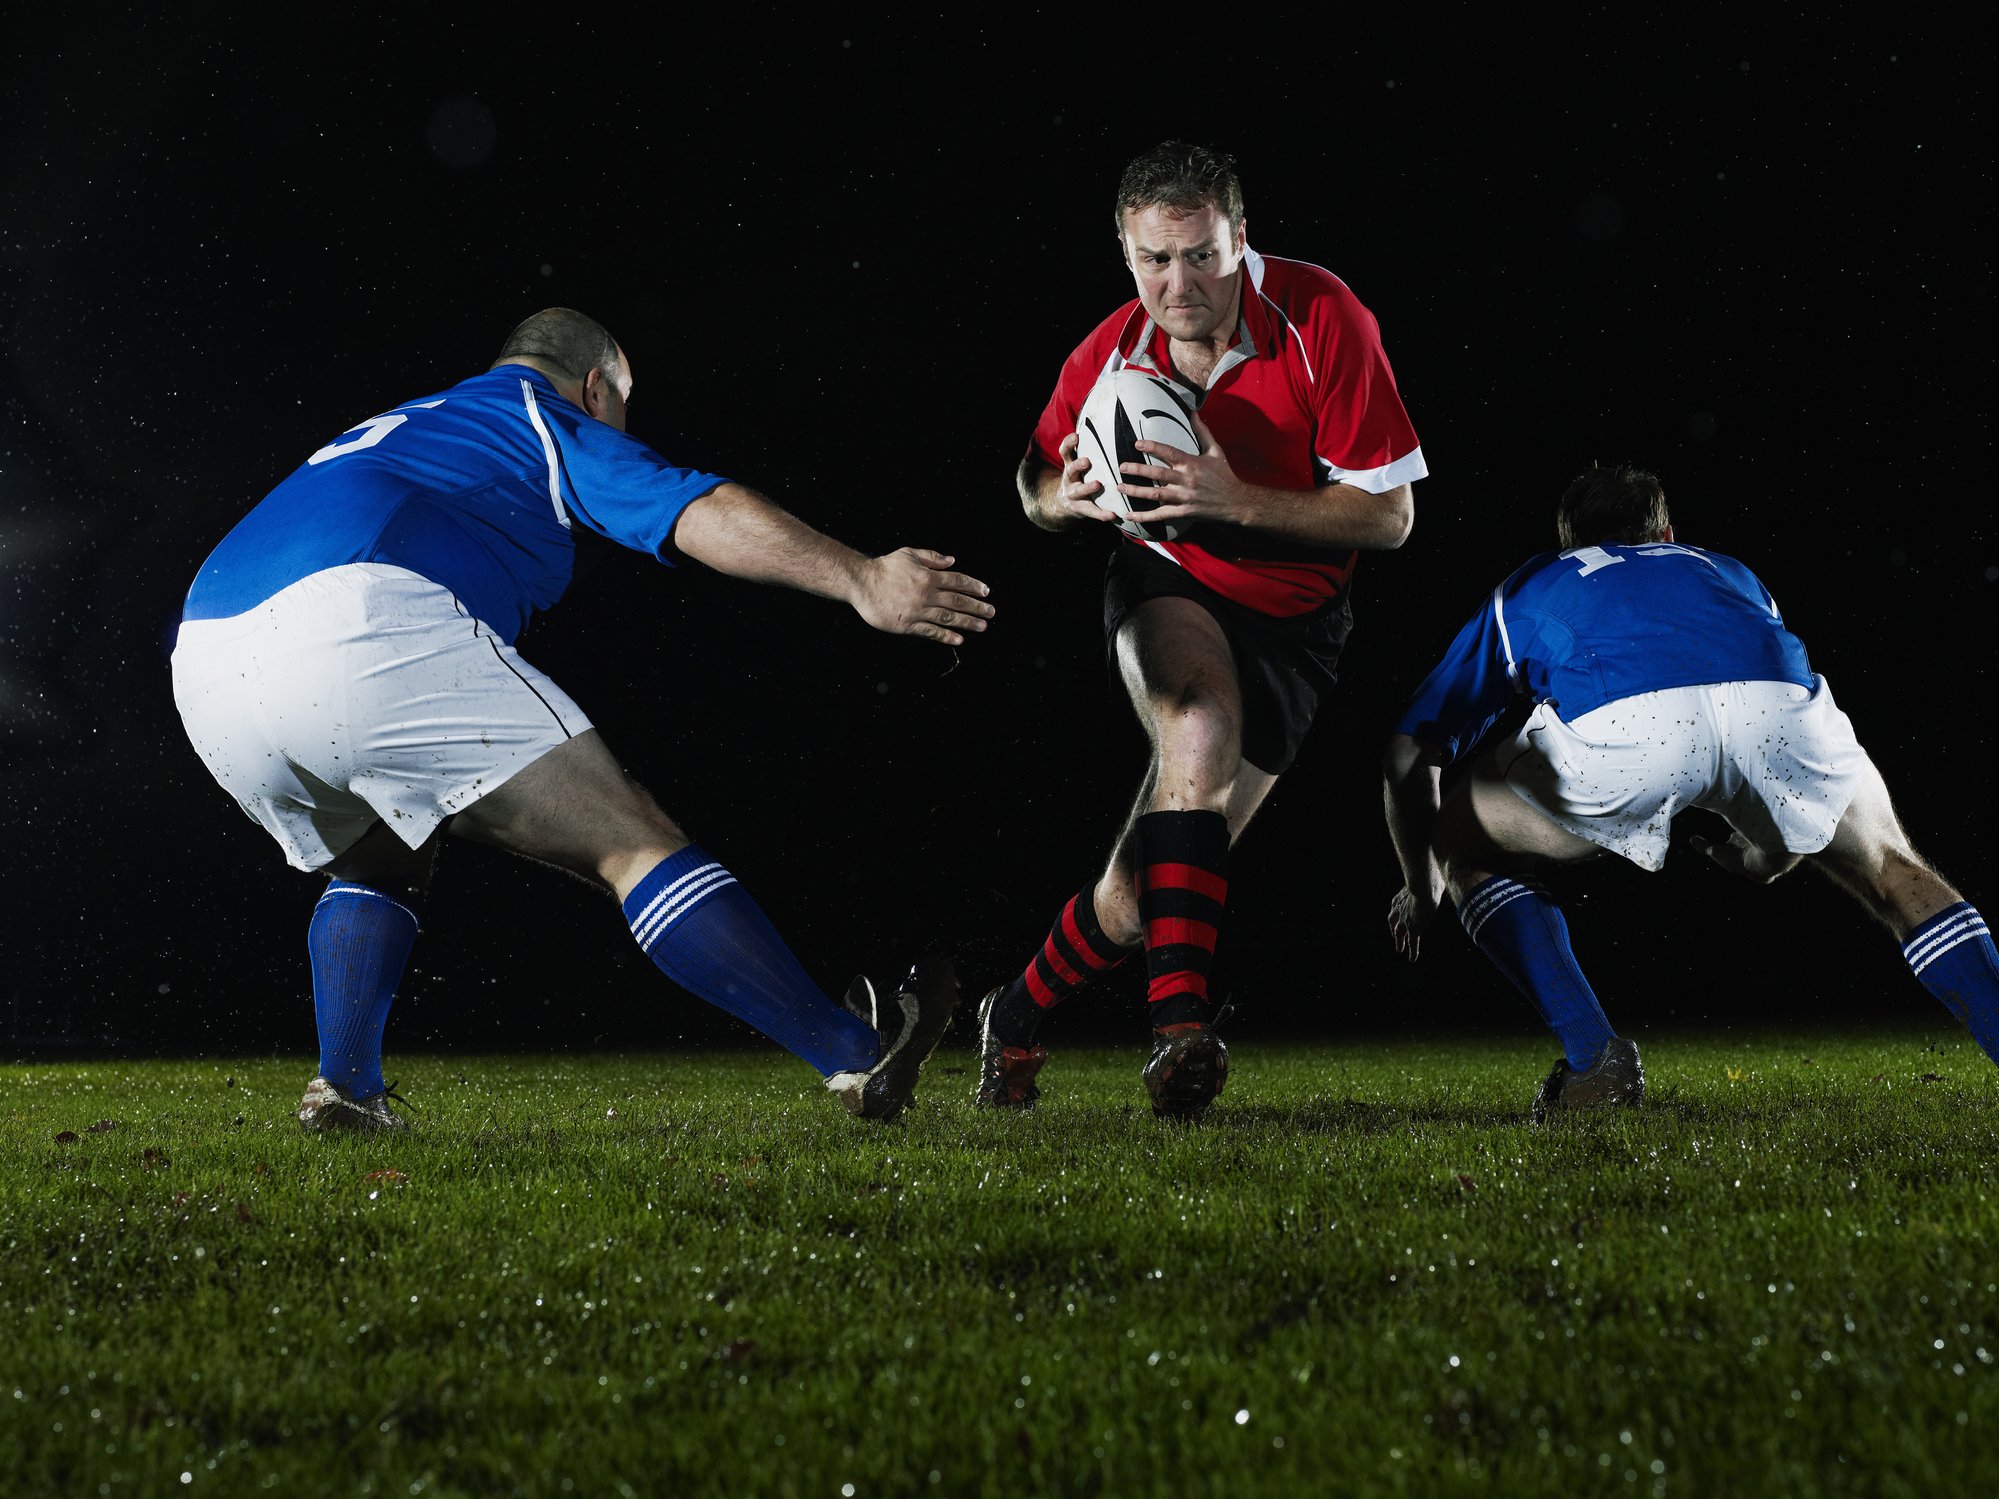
977, 142, 1428, 1116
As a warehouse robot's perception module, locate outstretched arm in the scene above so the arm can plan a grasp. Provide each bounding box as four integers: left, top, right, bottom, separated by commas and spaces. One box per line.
1382, 731, 1450, 960
671, 482, 995, 646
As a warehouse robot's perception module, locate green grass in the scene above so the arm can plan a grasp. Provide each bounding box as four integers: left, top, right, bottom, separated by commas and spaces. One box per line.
4, 1026, 1995, 1498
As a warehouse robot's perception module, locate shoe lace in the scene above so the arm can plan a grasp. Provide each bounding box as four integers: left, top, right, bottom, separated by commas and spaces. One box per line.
376, 1080, 417, 1114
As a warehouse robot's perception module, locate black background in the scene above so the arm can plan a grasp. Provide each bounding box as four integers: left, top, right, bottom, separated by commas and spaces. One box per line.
3, 13, 1991, 1060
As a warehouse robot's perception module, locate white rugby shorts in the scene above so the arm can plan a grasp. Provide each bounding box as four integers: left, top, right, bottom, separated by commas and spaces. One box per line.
170, 563, 591, 871
1494, 676, 1866, 872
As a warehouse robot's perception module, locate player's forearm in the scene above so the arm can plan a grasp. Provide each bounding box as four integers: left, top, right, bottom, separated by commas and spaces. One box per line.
671, 483, 866, 606
1232, 481, 1414, 550
1382, 733, 1446, 902
1018, 457, 1077, 533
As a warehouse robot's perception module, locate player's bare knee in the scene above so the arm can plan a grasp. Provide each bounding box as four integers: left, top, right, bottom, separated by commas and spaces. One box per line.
1153, 691, 1233, 737
1872, 848, 1958, 931
1151, 706, 1239, 786
1431, 786, 1484, 866
1098, 902, 1143, 950
1442, 861, 1489, 906
629, 794, 688, 847
1150, 764, 1237, 814
1091, 871, 1143, 948
327, 824, 438, 901
1739, 849, 1799, 886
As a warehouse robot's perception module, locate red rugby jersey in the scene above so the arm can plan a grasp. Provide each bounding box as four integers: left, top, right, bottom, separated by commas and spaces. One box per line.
1028, 247, 1426, 617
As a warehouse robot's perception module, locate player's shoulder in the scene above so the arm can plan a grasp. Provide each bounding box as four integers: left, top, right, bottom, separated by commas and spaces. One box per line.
1247, 251, 1388, 361
1692, 544, 1776, 596
1250, 250, 1370, 314
1685, 542, 1756, 573
1626, 540, 1765, 588
380, 363, 547, 416
1252, 250, 1347, 292
1501, 549, 1574, 597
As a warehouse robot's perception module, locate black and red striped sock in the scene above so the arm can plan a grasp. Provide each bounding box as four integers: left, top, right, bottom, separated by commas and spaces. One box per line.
986, 888, 1134, 1047
1138, 809, 1229, 1029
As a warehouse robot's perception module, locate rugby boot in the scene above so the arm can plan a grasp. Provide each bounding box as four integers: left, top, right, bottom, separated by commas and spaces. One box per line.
1531, 1037, 1645, 1123
842, 973, 892, 1041
825, 955, 960, 1122
1142, 1021, 1228, 1120
973, 985, 1049, 1110
298, 1076, 412, 1133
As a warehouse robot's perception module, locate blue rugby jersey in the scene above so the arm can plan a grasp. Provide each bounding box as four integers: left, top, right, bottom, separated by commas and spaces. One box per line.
1395, 542, 1816, 764
182, 365, 727, 643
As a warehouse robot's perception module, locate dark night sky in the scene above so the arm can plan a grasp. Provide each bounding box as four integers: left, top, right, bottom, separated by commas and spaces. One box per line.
2, 15, 1991, 1059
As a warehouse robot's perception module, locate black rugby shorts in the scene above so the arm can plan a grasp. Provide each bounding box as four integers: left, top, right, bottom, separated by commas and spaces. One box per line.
1101, 543, 1350, 775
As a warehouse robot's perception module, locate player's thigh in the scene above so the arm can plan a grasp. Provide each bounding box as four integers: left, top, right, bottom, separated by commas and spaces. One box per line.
1802, 754, 1948, 910
449, 729, 687, 871
1444, 750, 1605, 870
1810, 757, 1902, 868
1114, 597, 1244, 742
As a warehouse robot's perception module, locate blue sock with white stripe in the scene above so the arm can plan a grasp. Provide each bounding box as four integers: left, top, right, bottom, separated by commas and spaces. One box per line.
1460, 875, 1617, 1069
1903, 903, 1999, 1065
622, 846, 878, 1077
309, 880, 421, 1101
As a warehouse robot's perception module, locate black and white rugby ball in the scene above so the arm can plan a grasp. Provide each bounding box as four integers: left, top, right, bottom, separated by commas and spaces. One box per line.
1075, 368, 1199, 543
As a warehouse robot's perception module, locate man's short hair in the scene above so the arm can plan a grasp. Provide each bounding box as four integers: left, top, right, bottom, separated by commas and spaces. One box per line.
1557, 462, 1672, 549
1114, 141, 1245, 236
491, 308, 621, 384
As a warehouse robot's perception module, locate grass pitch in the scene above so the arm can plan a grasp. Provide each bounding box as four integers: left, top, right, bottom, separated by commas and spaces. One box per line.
4, 1026, 1994, 1498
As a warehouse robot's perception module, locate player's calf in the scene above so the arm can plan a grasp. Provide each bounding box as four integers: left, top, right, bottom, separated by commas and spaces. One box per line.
1902, 904, 1999, 1068
1458, 875, 1617, 1071
307, 879, 422, 1105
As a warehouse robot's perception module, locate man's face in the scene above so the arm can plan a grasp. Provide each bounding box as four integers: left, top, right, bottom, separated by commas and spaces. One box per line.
1119, 203, 1247, 345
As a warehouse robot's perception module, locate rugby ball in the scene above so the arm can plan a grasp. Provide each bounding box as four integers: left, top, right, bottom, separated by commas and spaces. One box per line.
1074, 368, 1199, 542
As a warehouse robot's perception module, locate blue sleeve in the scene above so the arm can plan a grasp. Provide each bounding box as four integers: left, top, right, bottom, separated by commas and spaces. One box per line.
543, 402, 728, 564
1393, 589, 1520, 765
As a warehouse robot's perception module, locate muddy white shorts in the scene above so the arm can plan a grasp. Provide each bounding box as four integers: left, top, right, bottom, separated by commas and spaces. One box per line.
1493, 676, 1866, 872
170, 564, 591, 871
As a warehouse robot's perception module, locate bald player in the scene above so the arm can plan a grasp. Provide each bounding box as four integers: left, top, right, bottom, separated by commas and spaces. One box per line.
172, 309, 994, 1129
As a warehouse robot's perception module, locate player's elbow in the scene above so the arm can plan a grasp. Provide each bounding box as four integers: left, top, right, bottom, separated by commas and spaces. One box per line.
1017, 459, 1059, 530
1376, 486, 1415, 549
1380, 731, 1425, 781
1382, 731, 1449, 791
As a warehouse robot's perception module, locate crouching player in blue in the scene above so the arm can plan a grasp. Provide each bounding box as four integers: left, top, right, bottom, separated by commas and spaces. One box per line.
171, 309, 995, 1130
1381, 462, 1998, 1117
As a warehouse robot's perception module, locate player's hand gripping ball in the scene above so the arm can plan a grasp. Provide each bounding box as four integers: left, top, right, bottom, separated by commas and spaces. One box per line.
1074, 368, 1199, 542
